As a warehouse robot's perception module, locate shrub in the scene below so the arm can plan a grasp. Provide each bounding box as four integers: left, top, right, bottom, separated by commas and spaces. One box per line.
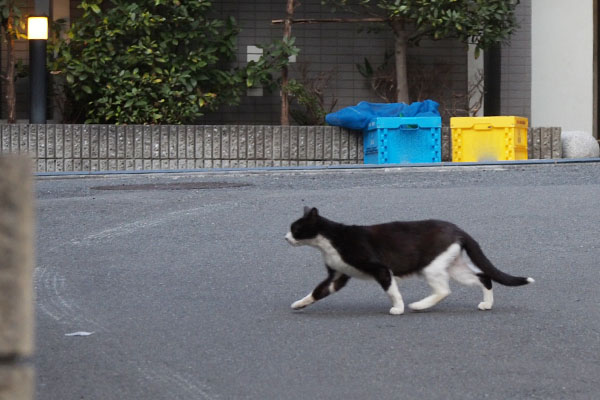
49, 0, 245, 124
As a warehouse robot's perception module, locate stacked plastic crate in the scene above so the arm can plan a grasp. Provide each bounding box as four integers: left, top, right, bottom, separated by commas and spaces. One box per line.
363, 117, 442, 164
450, 116, 528, 162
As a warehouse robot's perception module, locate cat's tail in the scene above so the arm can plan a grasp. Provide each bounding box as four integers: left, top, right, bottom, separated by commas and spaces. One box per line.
461, 234, 534, 287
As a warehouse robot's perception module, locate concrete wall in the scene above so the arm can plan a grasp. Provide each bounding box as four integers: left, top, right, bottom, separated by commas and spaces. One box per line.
531, 0, 595, 135
0, 124, 561, 173
0, 124, 363, 172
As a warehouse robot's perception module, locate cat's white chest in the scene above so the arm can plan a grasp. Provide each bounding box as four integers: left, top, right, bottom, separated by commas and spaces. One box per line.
312, 235, 370, 279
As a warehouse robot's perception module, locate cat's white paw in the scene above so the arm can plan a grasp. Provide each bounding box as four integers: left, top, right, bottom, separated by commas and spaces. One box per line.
389, 306, 404, 315
408, 301, 428, 311
478, 301, 493, 310
291, 294, 314, 310
291, 300, 306, 310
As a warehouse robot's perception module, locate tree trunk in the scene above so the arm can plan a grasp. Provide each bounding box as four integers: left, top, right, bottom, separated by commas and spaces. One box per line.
391, 19, 409, 104
281, 0, 294, 126
3, 11, 17, 123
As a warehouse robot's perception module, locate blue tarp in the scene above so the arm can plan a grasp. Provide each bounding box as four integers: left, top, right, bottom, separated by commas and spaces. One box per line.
325, 100, 440, 131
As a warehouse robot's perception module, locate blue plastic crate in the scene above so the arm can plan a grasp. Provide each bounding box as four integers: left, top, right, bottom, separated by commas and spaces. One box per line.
364, 116, 442, 164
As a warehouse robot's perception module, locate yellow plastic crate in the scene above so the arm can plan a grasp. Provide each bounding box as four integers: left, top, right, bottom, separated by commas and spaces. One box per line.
451, 116, 528, 162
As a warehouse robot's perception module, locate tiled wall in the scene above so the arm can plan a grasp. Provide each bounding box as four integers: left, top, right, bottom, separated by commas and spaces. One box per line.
205, 0, 468, 125
501, 0, 532, 118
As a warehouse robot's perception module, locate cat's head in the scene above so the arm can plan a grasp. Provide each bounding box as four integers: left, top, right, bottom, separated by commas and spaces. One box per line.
285, 206, 321, 246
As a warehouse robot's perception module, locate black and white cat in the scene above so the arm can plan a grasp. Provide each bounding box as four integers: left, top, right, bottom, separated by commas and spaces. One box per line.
285, 207, 534, 315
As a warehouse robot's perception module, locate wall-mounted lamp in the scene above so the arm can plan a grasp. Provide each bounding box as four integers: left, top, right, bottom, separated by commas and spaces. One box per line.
28, 16, 48, 124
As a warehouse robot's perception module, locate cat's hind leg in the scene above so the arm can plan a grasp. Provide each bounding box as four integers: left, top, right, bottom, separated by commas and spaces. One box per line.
291, 268, 350, 310
408, 243, 461, 311
448, 251, 494, 310
369, 265, 404, 315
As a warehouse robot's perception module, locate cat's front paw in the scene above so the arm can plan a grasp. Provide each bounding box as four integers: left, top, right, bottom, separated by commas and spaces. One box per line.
291, 300, 307, 310
477, 301, 493, 310
389, 306, 404, 315
291, 295, 314, 310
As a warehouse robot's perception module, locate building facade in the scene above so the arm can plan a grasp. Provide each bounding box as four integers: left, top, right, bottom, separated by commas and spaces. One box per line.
0, 0, 597, 139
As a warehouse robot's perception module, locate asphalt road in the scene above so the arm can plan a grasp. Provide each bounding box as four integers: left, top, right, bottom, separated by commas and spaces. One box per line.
34, 163, 600, 400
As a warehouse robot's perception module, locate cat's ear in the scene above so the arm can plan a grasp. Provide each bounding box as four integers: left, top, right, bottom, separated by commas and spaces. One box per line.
304, 207, 319, 219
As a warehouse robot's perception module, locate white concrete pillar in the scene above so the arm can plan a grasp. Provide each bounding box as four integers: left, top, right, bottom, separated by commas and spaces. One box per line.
531, 0, 594, 134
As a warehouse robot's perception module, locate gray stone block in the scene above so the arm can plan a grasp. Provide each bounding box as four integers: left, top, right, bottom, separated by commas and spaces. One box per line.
298, 126, 307, 160
281, 126, 290, 160
99, 125, 109, 159
108, 125, 117, 158
89, 125, 99, 158
221, 126, 230, 160
264, 126, 273, 160
143, 126, 152, 159
27, 125, 37, 156
238, 125, 248, 160
152, 126, 161, 159
290, 126, 298, 160
314, 127, 324, 160
185, 126, 195, 160
46, 160, 55, 172
212, 126, 222, 160
11, 125, 21, 154
133, 126, 143, 158
18, 125, 28, 154
323, 126, 333, 160
551, 127, 562, 159
272, 126, 282, 161
37, 125, 46, 158
541, 127, 552, 159
54, 125, 63, 158
80, 125, 89, 159
203, 126, 213, 160
159, 126, 169, 159
256, 126, 264, 159
194, 126, 203, 160
340, 130, 349, 160
1, 125, 8, 153
116, 126, 125, 159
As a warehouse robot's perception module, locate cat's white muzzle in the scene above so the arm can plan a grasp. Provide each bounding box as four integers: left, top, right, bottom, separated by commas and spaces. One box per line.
285, 232, 299, 246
